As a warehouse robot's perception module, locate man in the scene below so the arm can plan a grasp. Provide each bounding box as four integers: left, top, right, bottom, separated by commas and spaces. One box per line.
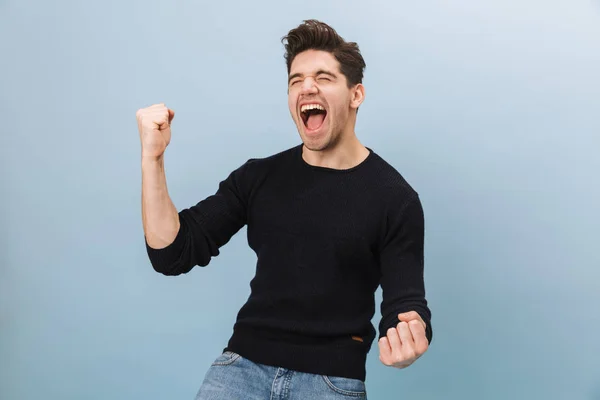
137, 19, 432, 400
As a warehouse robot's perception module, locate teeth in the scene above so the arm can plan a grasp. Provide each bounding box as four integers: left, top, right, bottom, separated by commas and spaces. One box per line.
301, 104, 325, 113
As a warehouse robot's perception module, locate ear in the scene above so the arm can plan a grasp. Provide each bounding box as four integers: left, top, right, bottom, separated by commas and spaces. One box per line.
350, 83, 365, 111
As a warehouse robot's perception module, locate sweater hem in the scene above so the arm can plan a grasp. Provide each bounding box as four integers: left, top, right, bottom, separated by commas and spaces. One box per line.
225, 325, 369, 381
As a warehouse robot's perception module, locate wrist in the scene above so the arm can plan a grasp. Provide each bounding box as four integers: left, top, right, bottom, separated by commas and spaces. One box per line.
141, 154, 164, 165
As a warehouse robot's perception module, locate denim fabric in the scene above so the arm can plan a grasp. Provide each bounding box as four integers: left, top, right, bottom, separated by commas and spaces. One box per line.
195, 351, 368, 400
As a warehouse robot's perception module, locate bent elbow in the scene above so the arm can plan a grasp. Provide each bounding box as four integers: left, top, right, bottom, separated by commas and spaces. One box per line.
151, 259, 193, 276
144, 214, 220, 276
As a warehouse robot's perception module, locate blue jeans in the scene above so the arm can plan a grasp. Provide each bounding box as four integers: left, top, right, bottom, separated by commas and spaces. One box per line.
195, 351, 368, 399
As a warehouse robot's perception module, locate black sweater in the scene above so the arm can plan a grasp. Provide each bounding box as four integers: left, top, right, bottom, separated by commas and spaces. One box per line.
145, 144, 432, 381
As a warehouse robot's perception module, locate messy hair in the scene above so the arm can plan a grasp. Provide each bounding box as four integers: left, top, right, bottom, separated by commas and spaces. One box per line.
282, 20, 366, 88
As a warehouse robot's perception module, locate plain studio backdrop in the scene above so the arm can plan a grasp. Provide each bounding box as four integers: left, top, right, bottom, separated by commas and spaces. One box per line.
1, 1, 599, 399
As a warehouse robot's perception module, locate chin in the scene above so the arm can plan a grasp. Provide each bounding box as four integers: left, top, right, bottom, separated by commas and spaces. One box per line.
299, 131, 330, 151
303, 142, 326, 152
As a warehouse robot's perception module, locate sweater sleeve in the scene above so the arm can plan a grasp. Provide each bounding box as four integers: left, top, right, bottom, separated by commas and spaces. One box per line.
144, 159, 253, 276
378, 194, 433, 344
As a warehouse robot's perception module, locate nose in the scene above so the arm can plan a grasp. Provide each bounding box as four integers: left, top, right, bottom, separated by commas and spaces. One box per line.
300, 77, 318, 94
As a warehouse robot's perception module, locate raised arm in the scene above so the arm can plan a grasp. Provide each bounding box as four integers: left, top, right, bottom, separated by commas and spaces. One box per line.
137, 103, 249, 276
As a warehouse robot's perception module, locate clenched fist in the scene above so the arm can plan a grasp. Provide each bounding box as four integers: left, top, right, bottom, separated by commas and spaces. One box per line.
378, 311, 429, 369
136, 103, 175, 158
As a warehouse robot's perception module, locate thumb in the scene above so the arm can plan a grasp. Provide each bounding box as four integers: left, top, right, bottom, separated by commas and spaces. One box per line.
397, 312, 415, 321
168, 109, 175, 124
398, 312, 426, 330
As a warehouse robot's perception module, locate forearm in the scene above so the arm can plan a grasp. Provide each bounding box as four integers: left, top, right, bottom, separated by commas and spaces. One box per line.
141, 155, 180, 249
379, 194, 432, 343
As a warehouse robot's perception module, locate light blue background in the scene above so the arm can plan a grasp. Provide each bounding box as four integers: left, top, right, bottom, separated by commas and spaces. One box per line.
2, 1, 599, 399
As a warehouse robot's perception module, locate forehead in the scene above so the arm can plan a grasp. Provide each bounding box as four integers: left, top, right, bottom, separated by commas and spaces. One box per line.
289, 49, 341, 75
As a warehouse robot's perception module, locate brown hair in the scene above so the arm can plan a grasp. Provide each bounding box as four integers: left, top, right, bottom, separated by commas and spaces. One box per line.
282, 20, 366, 88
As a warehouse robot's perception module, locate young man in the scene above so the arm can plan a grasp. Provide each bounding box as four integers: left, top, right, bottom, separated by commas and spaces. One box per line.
137, 20, 432, 400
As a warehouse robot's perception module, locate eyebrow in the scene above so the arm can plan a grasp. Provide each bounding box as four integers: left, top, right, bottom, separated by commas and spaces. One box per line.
288, 69, 337, 84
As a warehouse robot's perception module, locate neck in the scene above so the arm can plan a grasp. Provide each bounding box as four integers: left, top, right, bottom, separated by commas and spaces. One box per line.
302, 132, 370, 170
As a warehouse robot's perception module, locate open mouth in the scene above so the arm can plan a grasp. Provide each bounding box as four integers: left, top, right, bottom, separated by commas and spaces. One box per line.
300, 104, 327, 131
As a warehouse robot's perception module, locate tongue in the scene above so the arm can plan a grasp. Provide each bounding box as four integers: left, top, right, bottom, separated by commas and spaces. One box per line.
307, 113, 325, 130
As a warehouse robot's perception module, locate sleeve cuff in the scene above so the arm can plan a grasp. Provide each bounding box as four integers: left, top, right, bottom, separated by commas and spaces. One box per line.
379, 311, 433, 344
